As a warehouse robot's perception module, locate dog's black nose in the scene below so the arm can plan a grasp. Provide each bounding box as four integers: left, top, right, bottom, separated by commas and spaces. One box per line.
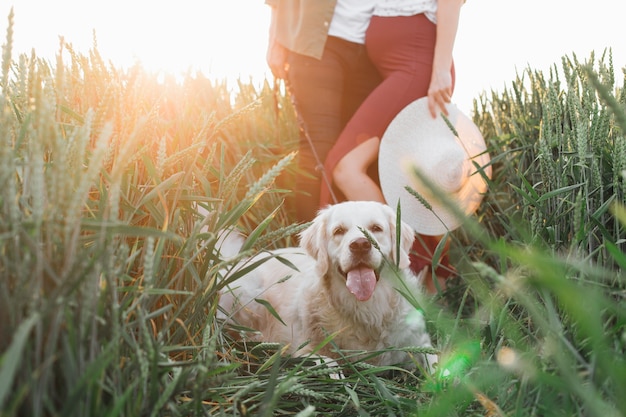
350, 237, 371, 254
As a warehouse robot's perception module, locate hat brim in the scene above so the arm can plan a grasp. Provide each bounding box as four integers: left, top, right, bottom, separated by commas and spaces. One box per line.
378, 97, 491, 236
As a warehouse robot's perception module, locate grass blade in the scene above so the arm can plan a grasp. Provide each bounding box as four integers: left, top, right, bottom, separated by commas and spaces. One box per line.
0, 313, 39, 409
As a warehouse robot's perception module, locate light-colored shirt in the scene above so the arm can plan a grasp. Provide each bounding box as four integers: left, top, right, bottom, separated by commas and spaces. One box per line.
373, 0, 438, 23
328, 0, 376, 44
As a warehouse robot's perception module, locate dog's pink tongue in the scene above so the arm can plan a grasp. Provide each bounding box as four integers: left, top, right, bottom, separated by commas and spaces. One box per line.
346, 267, 377, 301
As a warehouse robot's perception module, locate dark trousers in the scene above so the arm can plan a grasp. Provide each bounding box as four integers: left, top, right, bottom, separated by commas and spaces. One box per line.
286, 36, 381, 223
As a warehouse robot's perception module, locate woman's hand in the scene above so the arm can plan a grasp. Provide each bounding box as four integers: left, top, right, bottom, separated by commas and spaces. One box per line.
429, 0, 464, 118
427, 69, 453, 118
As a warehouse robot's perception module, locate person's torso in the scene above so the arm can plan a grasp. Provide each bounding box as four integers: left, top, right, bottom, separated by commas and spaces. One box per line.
274, 0, 376, 58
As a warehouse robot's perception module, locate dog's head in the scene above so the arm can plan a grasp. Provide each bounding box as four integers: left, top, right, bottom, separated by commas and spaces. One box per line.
299, 201, 415, 301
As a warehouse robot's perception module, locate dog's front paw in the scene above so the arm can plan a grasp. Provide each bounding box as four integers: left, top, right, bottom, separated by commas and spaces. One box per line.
312, 356, 345, 380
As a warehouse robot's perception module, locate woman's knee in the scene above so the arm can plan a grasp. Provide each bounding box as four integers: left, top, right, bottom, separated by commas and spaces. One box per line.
332, 157, 356, 190
332, 137, 379, 188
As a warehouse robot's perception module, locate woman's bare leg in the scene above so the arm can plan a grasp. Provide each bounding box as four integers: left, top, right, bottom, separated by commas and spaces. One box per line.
332, 136, 385, 202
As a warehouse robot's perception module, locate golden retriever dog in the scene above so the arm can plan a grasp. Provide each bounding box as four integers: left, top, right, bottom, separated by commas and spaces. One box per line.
218, 201, 438, 371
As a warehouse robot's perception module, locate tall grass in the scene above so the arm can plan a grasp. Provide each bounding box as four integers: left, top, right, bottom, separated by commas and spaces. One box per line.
453, 48, 626, 417
473, 50, 626, 262
1, 7, 626, 416
0, 10, 300, 416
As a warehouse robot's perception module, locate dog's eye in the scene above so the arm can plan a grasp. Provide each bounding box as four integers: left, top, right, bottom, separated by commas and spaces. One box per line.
370, 224, 384, 233
333, 226, 346, 236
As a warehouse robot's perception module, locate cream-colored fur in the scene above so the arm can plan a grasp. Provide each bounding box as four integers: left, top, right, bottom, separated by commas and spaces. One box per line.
218, 201, 437, 370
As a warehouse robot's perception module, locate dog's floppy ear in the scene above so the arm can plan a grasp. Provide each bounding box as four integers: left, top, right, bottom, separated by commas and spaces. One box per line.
384, 205, 414, 269
299, 207, 330, 275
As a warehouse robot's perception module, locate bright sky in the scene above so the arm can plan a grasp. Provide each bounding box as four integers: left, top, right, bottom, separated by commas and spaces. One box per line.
2, 0, 624, 114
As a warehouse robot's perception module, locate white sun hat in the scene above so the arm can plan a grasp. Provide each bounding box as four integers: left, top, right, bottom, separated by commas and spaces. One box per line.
378, 97, 491, 236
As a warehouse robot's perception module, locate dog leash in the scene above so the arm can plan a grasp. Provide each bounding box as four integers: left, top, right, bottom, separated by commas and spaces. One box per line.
273, 78, 339, 205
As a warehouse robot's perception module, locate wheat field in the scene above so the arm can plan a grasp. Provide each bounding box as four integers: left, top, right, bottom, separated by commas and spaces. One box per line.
1, 9, 625, 417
